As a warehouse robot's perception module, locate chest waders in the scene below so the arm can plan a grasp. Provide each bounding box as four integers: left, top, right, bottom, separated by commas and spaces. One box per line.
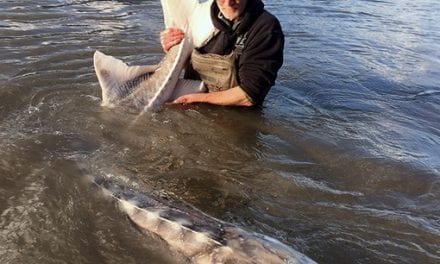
190, 32, 248, 93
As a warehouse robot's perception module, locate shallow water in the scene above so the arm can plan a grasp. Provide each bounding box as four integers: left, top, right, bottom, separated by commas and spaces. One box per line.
1, 0, 439, 263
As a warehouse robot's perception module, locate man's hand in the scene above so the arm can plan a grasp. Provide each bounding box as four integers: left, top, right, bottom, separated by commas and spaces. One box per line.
170, 87, 253, 107
171, 93, 205, 105
160, 28, 184, 53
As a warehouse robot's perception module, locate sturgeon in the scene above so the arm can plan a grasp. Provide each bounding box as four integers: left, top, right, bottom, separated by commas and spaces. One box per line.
93, 177, 317, 264
93, 1, 316, 263
93, 0, 216, 112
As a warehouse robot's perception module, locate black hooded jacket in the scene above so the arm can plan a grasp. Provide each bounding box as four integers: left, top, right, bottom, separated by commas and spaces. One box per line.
191, 0, 284, 105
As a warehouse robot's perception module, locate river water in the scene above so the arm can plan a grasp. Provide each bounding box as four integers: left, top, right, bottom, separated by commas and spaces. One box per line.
1, 0, 439, 263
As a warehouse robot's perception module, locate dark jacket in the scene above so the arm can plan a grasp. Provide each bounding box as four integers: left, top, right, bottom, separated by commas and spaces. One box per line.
190, 0, 284, 105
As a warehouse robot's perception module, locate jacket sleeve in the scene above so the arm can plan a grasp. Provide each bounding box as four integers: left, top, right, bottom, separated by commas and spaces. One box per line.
237, 14, 284, 105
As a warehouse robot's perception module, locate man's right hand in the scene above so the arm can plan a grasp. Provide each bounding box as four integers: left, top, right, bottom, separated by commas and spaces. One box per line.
160, 28, 184, 53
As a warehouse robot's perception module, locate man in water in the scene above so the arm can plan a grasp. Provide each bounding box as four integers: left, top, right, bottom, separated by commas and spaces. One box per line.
161, 0, 284, 107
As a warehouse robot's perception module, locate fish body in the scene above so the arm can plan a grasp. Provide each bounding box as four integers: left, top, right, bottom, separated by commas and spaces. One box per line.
93, 177, 317, 264
93, 1, 317, 262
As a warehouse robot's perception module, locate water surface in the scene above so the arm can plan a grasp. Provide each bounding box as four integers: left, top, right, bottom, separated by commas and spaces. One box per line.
1, 0, 439, 263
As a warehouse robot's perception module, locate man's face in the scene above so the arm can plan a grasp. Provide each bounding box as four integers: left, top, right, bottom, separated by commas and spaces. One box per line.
216, 0, 242, 21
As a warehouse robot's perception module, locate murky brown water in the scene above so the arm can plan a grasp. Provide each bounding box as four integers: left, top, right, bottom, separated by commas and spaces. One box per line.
1, 1, 439, 263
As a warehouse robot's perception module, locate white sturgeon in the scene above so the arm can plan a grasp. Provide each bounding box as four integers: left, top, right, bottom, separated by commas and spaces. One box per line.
93, 0, 216, 112
93, 1, 317, 263
93, 177, 317, 264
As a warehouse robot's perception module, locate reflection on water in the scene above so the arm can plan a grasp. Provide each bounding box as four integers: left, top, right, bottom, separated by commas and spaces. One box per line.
1, 0, 439, 263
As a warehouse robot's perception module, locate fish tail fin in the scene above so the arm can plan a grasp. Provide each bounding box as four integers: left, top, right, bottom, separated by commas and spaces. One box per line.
161, 0, 215, 47
93, 50, 158, 106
